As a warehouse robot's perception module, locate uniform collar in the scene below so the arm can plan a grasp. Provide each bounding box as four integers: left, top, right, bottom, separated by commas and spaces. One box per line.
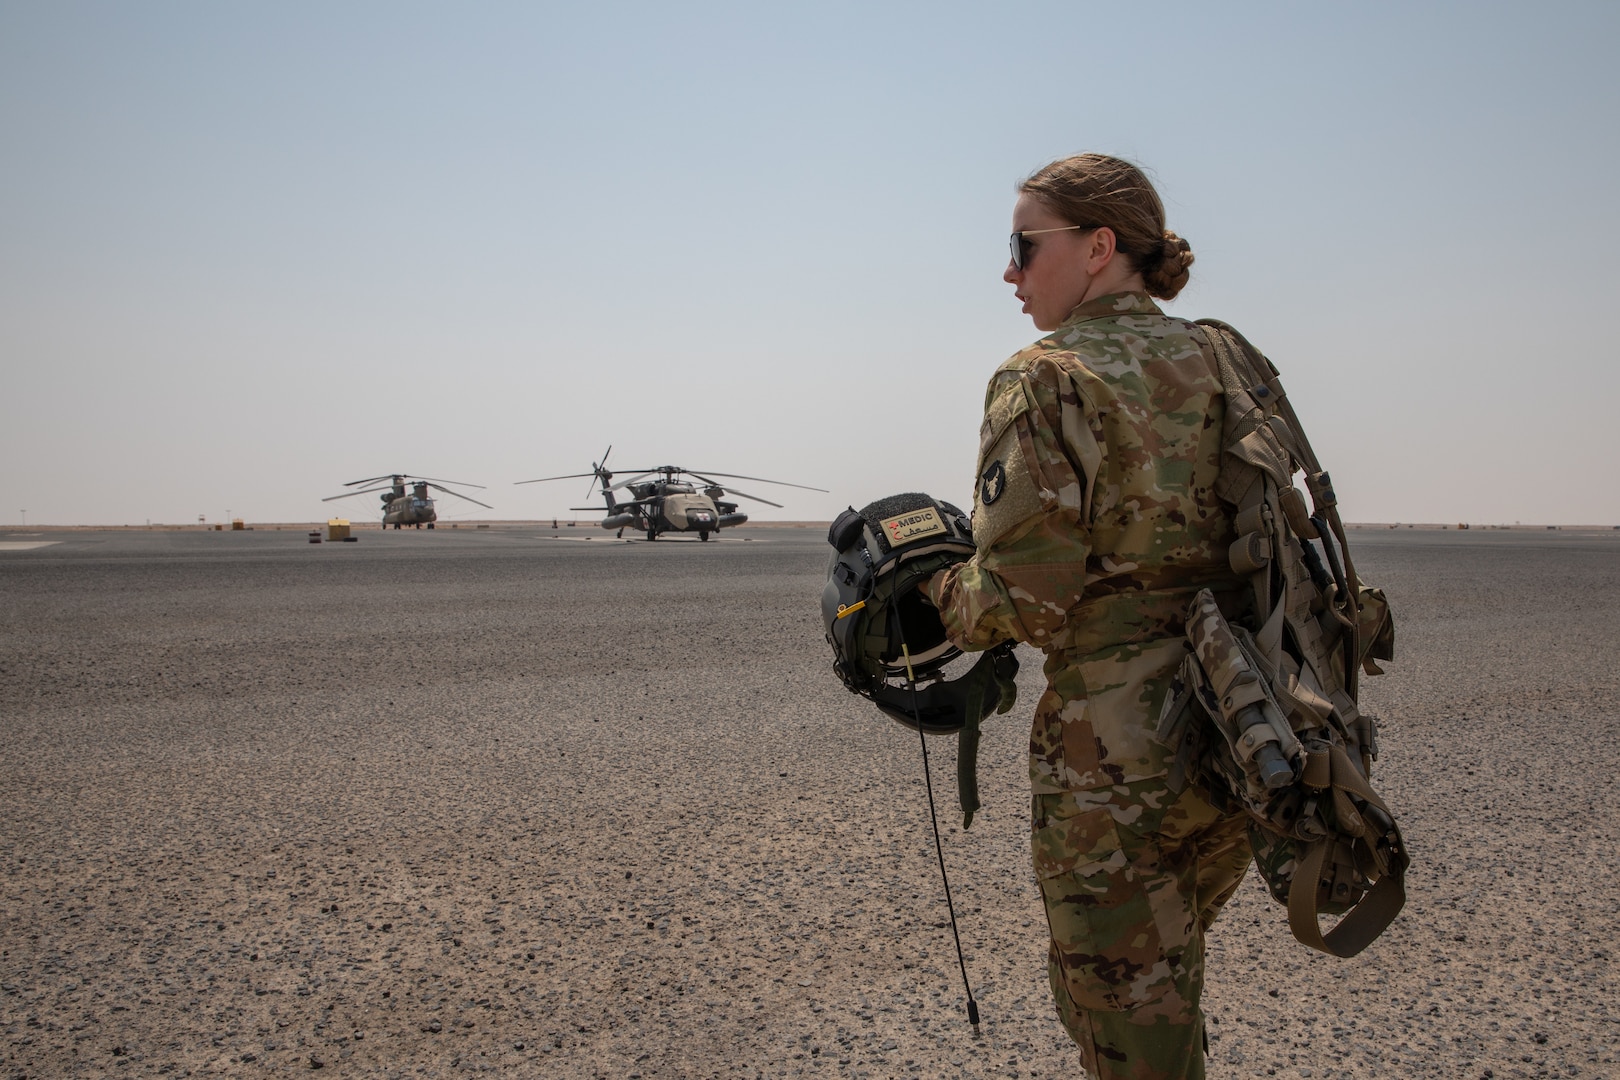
1058, 291, 1163, 326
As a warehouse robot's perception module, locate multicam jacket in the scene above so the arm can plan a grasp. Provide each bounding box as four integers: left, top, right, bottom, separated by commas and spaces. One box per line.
928, 292, 1243, 793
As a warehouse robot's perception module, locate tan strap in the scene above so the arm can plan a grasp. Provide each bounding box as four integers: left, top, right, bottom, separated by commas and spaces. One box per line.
1288, 839, 1407, 958
1326, 744, 1394, 827
1284, 744, 1408, 955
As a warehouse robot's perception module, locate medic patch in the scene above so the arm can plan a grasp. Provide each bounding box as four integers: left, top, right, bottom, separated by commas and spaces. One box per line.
880, 507, 948, 546
980, 460, 1007, 505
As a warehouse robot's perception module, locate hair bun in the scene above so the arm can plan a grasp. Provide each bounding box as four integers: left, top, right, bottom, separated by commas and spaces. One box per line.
1144, 230, 1194, 300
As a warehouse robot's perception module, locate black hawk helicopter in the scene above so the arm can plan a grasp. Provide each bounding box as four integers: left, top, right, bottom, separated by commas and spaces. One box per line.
517, 448, 824, 541
323, 474, 492, 529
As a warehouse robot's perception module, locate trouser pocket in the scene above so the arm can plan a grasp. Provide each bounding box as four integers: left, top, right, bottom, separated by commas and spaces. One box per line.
1034, 793, 1171, 1014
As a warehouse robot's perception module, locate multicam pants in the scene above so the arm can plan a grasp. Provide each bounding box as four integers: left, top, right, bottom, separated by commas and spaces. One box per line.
1032, 779, 1252, 1080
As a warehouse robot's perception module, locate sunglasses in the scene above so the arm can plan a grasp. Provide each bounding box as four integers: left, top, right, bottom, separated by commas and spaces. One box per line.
1009, 225, 1098, 271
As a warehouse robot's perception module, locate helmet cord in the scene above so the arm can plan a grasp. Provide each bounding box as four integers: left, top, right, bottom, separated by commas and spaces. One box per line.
899, 641, 982, 1034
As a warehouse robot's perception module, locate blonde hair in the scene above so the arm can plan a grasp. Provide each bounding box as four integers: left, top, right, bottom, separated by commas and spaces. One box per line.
1020, 154, 1194, 300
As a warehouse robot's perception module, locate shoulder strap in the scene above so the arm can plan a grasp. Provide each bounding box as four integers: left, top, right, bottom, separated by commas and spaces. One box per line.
1196, 318, 1363, 694
1286, 744, 1409, 957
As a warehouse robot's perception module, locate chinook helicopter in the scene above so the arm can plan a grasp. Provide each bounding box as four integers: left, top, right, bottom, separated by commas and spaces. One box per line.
517, 449, 824, 541
323, 474, 492, 529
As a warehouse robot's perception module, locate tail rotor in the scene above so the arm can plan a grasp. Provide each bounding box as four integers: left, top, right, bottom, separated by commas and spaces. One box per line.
588, 445, 614, 499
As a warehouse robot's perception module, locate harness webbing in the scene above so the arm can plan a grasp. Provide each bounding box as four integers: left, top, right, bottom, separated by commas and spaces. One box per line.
1177, 319, 1409, 959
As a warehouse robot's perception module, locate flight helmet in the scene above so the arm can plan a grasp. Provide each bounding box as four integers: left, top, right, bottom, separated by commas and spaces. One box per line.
822, 492, 1017, 733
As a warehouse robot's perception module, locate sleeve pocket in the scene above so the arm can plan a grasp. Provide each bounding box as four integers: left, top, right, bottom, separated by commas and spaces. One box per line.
973, 381, 1050, 548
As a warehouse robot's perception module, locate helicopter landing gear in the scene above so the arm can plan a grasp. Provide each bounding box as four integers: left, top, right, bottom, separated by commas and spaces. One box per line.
699, 529, 710, 542
616, 528, 624, 538
647, 527, 658, 541
427, 522, 434, 529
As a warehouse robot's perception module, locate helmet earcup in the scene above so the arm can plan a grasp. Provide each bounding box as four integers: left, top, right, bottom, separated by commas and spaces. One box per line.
888, 586, 951, 667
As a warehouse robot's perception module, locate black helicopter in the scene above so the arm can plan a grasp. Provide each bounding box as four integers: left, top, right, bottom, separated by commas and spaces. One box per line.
323, 474, 492, 529
517, 448, 824, 540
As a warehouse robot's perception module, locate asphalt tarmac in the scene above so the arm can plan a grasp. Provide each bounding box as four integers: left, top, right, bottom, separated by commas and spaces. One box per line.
1, 524, 1616, 1079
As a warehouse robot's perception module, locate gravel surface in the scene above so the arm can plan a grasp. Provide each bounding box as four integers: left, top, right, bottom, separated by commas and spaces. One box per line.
1, 524, 1616, 1079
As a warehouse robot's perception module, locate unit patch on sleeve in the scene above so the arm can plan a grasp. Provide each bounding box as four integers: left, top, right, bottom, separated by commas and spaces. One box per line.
980, 460, 1007, 505
973, 377, 1047, 548
880, 507, 948, 546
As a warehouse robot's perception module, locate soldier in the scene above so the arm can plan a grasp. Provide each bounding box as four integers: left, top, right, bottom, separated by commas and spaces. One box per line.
926, 154, 1252, 1079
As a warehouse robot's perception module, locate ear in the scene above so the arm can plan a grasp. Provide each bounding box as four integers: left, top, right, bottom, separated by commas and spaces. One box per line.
1084, 226, 1120, 275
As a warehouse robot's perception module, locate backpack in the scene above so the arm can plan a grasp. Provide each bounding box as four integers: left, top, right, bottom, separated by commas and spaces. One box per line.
1155, 319, 1407, 958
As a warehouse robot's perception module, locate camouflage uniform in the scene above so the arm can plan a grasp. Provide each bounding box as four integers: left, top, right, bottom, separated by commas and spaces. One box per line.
928, 292, 1253, 1080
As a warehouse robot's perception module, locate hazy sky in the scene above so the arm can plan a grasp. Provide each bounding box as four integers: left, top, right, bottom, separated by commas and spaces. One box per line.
3, 1, 1616, 526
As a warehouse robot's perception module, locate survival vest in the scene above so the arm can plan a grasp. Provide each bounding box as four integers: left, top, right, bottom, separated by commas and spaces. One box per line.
1155, 320, 1407, 958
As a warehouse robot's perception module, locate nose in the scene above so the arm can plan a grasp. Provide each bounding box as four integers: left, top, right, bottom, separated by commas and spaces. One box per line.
1003, 260, 1021, 285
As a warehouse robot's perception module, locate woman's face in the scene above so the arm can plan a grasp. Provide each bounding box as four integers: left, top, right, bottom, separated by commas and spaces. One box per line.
1004, 192, 1097, 332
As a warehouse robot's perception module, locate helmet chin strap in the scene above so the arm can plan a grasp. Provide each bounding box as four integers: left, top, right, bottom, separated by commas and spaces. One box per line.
896, 644, 983, 1036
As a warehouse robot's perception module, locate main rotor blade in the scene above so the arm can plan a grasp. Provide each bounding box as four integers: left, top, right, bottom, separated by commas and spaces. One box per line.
686, 471, 827, 492
410, 476, 485, 489
607, 472, 658, 492
714, 485, 783, 508
515, 472, 599, 485
323, 486, 392, 501
343, 473, 485, 489
427, 483, 494, 509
